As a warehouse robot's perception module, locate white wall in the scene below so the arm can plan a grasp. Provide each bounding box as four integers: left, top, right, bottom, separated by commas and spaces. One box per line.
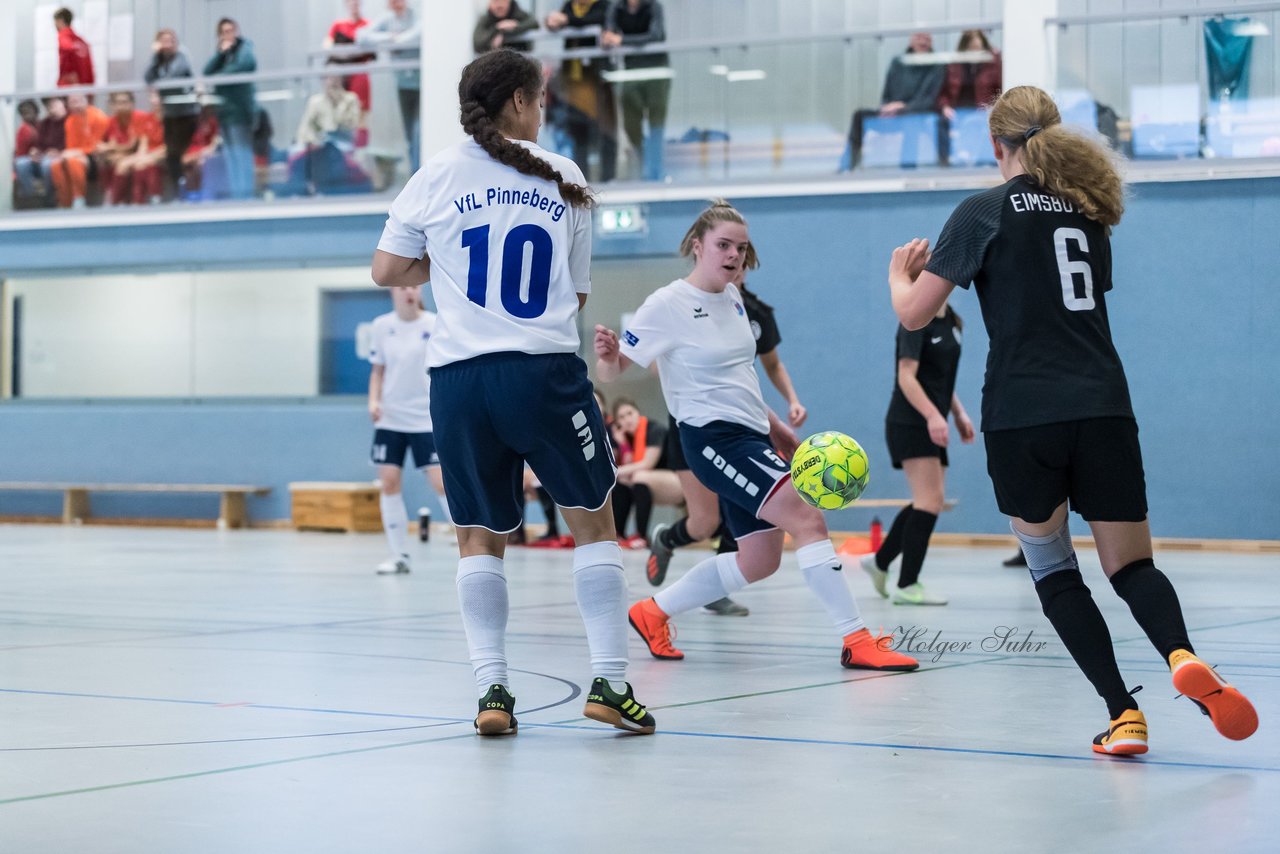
11, 267, 374, 398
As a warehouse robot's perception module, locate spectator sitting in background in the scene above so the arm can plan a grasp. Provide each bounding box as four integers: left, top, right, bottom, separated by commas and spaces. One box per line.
13, 100, 45, 205
144, 28, 198, 199
17, 98, 68, 207
203, 17, 257, 200
474, 0, 538, 54
289, 75, 370, 195
113, 91, 167, 204
54, 8, 95, 90
323, 0, 374, 147
52, 93, 109, 208
936, 29, 1002, 122
99, 91, 160, 205
181, 105, 220, 199
843, 31, 947, 170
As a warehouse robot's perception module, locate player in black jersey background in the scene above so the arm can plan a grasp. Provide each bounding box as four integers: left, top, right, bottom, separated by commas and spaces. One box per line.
885, 85, 1257, 755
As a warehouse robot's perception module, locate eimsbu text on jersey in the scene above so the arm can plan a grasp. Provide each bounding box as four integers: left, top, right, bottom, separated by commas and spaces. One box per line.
453, 186, 568, 223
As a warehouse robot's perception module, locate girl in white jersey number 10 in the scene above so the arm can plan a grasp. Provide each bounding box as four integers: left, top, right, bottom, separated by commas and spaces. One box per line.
595, 200, 919, 673
371, 49, 654, 737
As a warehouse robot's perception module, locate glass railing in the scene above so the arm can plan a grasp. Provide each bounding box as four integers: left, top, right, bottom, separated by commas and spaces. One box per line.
1051, 6, 1280, 161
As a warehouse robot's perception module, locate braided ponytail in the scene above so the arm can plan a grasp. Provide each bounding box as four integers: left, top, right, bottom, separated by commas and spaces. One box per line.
458, 49, 594, 209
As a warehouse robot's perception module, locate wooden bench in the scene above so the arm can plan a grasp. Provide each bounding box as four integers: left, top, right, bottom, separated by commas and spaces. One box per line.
851, 498, 958, 511
288, 482, 383, 533
0, 482, 270, 528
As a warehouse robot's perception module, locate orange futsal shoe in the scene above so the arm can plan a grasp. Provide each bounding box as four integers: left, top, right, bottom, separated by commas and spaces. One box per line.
1169, 649, 1259, 741
628, 598, 684, 660
840, 628, 919, 672
1092, 709, 1148, 756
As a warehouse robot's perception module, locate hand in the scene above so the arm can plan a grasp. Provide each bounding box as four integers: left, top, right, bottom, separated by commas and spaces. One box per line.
601, 31, 623, 48
788, 401, 808, 428
955, 412, 976, 444
927, 413, 949, 448
218, 37, 235, 52
368, 401, 381, 422
593, 324, 620, 361
491, 34, 504, 49
943, 106, 957, 122
496, 19, 519, 32
546, 11, 569, 29
152, 40, 162, 54
880, 101, 906, 116
889, 238, 931, 286
616, 465, 637, 485
770, 420, 800, 462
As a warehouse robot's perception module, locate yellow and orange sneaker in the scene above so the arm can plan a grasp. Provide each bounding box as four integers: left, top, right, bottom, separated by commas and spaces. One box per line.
840, 628, 919, 671
1169, 649, 1259, 741
1092, 708, 1148, 755
628, 598, 684, 660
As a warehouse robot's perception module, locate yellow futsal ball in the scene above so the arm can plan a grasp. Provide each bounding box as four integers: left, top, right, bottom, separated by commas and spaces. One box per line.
790, 431, 870, 511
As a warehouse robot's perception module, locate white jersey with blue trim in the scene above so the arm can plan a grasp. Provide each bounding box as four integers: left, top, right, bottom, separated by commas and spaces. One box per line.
377, 138, 592, 369
368, 310, 435, 433
620, 280, 771, 434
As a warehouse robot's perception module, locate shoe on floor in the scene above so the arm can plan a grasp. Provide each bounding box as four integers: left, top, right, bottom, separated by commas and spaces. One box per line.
1092, 708, 1148, 755
1169, 649, 1258, 740
892, 582, 947, 606
376, 555, 411, 575
859, 553, 889, 598
628, 598, 684, 660
646, 523, 673, 586
475, 683, 518, 736
583, 677, 656, 734
840, 628, 919, 671
701, 597, 749, 616
619, 534, 648, 550
1003, 550, 1028, 567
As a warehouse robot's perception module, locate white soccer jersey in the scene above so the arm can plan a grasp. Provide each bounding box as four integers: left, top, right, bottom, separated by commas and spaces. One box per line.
368, 310, 436, 433
620, 280, 771, 434
377, 138, 593, 368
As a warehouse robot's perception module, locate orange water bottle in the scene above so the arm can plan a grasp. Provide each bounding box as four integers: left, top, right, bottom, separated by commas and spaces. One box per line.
870, 516, 883, 552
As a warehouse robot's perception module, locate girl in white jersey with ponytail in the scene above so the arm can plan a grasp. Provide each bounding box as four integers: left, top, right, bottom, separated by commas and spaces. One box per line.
596, 200, 919, 673
371, 49, 654, 737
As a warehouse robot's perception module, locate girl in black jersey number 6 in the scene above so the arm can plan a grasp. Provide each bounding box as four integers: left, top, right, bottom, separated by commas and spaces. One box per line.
888, 85, 1257, 755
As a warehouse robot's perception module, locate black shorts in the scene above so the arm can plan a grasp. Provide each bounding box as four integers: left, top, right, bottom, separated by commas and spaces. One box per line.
663, 415, 689, 471
885, 422, 948, 469
983, 417, 1148, 523
371, 429, 438, 469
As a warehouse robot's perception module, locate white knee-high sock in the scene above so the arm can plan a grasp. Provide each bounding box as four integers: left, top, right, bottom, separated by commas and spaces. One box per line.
572, 541, 629, 688
797, 540, 865, 637
380, 493, 410, 558
456, 555, 509, 697
653, 552, 749, 617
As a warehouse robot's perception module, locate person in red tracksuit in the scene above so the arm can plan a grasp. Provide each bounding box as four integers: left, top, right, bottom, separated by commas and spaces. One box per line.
54, 8, 95, 89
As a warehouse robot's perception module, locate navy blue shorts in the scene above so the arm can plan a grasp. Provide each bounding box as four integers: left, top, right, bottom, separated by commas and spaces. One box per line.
371, 429, 438, 469
429, 351, 616, 533
679, 420, 790, 539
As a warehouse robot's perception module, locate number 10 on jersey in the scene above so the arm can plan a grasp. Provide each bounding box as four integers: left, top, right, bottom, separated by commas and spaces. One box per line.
461, 224, 554, 319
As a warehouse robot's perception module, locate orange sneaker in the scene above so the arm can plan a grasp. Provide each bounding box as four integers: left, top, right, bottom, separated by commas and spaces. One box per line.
1169, 649, 1258, 741
628, 598, 684, 660
1092, 708, 1148, 756
840, 628, 919, 671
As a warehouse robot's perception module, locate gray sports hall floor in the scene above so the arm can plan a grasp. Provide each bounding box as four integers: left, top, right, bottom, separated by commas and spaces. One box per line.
1, 525, 1276, 853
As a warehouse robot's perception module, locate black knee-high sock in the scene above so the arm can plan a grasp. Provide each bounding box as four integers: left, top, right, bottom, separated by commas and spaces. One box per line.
715, 523, 738, 555
659, 516, 697, 550
897, 509, 938, 588
1036, 569, 1138, 719
875, 504, 913, 570
1109, 558, 1193, 660
536, 486, 559, 537
632, 483, 654, 541
611, 484, 634, 536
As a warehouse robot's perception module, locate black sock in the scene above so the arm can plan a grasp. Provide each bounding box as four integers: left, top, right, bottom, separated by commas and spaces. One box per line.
1035, 569, 1138, 719
611, 484, 634, 537
897, 509, 938, 588
715, 524, 738, 555
632, 483, 653, 541
660, 517, 696, 550
536, 486, 559, 537
1109, 558, 1193, 660
875, 505, 912, 570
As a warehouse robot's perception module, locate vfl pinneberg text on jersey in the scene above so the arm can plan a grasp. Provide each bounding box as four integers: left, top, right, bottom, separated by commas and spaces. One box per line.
453, 186, 568, 223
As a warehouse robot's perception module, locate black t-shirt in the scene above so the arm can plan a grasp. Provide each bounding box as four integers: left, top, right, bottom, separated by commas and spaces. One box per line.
925, 174, 1134, 431
886, 306, 962, 427
741, 288, 781, 356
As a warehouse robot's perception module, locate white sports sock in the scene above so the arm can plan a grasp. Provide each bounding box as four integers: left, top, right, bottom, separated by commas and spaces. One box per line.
572, 541, 629, 685
456, 555, 509, 697
653, 553, 749, 617
380, 493, 410, 559
796, 540, 865, 637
